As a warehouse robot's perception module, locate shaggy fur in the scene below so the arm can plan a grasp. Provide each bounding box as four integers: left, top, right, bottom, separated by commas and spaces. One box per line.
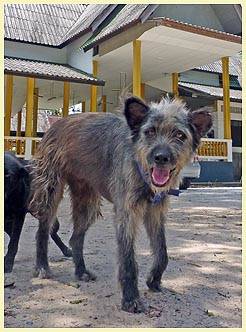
29, 96, 212, 313
4, 152, 72, 273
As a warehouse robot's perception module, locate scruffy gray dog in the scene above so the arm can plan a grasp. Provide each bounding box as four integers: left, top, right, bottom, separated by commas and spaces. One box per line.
29, 95, 212, 313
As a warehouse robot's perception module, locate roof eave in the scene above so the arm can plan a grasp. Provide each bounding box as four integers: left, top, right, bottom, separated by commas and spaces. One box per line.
5, 26, 92, 49
155, 18, 242, 44
58, 27, 91, 48
83, 15, 241, 53
4, 69, 105, 86
139, 4, 159, 23
83, 18, 141, 52
4, 37, 61, 49
58, 5, 116, 47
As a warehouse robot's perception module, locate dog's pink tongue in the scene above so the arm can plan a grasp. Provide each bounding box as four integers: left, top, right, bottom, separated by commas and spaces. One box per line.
152, 167, 170, 186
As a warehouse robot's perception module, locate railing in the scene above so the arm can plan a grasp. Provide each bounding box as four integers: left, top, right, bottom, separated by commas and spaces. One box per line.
4, 136, 42, 159
198, 138, 232, 162
4, 136, 233, 162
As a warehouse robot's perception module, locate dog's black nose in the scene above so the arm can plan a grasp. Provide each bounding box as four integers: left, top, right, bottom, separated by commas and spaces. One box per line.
154, 152, 170, 164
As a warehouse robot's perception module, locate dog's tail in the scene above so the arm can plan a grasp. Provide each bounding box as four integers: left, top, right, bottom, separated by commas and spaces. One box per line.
28, 126, 64, 220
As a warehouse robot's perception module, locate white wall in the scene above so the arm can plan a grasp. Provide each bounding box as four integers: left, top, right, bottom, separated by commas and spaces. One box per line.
151, 4, 224, 31
5, 35, 94, 74
66, 33, 93, 74
216, 100, 242, 139
5, 40, 67, 63
146, 75, 172, 93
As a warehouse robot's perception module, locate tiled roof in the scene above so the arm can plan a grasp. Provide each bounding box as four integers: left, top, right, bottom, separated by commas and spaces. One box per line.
195, 54, 242, 76
4, 4, 88, 46
83, 4, 149, 51
179, 82, 241, 100
4, 57, 105, 85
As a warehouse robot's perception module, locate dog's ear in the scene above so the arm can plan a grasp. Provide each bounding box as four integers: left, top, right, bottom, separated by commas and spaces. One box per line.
189, 107, 213, 137
124, 96, 149, 135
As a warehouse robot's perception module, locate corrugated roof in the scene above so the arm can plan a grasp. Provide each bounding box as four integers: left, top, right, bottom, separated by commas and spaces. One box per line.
83, 13, 242, 51
179, 82, 241, 100
4, 4, 88, 46
4, 57, 105, 85
195, 54, 242, 76
59, 4, 111, 45
83, 4, 149, 51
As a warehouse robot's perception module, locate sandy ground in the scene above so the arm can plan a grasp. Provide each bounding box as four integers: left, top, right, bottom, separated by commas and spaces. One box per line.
4, 187, 242, 328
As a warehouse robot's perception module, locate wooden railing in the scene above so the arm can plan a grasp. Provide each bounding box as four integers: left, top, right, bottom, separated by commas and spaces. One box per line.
198, 138, 232, 162
4, 136, 42, 159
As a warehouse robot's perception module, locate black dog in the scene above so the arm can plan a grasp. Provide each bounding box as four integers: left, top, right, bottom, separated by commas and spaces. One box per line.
4, 152, 72, 273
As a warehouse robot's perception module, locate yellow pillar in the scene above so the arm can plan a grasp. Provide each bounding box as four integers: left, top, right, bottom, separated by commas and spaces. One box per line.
16, 111, 22, 154
102, 95, 107, 112
90, 60, 98, 112
25, 77, 35, 137
63, 81, 70, 117
133, 40, 141, 97
32, 88, 39, 154
17, 111, 22, 137
222, 57, 231, 139
81, 100, 86, 112
33, 88, 38, 137
4, 75, 13, 136
172, 73, 179, 97
141, 83, 145, 99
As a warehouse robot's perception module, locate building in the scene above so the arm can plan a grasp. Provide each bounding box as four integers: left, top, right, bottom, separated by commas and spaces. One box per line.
178, 55, 242, 181
4, 4, 242, 180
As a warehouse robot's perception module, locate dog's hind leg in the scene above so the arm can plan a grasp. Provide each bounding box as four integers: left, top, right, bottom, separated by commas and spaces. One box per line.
69, 180, 100, 281
34, 183, 64, 279
144, 207, 168, 292
50, 218, 72, 257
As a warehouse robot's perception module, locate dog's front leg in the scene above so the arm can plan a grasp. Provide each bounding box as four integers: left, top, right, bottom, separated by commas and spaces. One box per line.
144, 208, 168, 292
115, 211, 145, 313
4, 213, 25, 273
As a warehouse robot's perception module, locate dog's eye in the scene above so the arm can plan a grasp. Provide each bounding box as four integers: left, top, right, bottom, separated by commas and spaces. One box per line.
176, 131, 187, 140
145, 127, 156, 138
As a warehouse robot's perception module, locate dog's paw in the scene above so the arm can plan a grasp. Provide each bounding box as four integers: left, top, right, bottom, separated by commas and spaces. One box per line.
146, 277, 163, 292
76, 270, 96, 282
121, 298, 146, 314
33, 267, 52, 279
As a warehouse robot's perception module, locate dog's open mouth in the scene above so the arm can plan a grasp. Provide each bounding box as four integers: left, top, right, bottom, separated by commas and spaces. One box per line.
151, 166, 176, 187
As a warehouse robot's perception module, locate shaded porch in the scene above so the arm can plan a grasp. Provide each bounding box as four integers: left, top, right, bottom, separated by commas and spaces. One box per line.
4, 57, 104, 158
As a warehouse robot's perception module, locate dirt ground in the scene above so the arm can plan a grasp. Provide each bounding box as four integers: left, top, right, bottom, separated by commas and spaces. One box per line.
4, 187, 242, 328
